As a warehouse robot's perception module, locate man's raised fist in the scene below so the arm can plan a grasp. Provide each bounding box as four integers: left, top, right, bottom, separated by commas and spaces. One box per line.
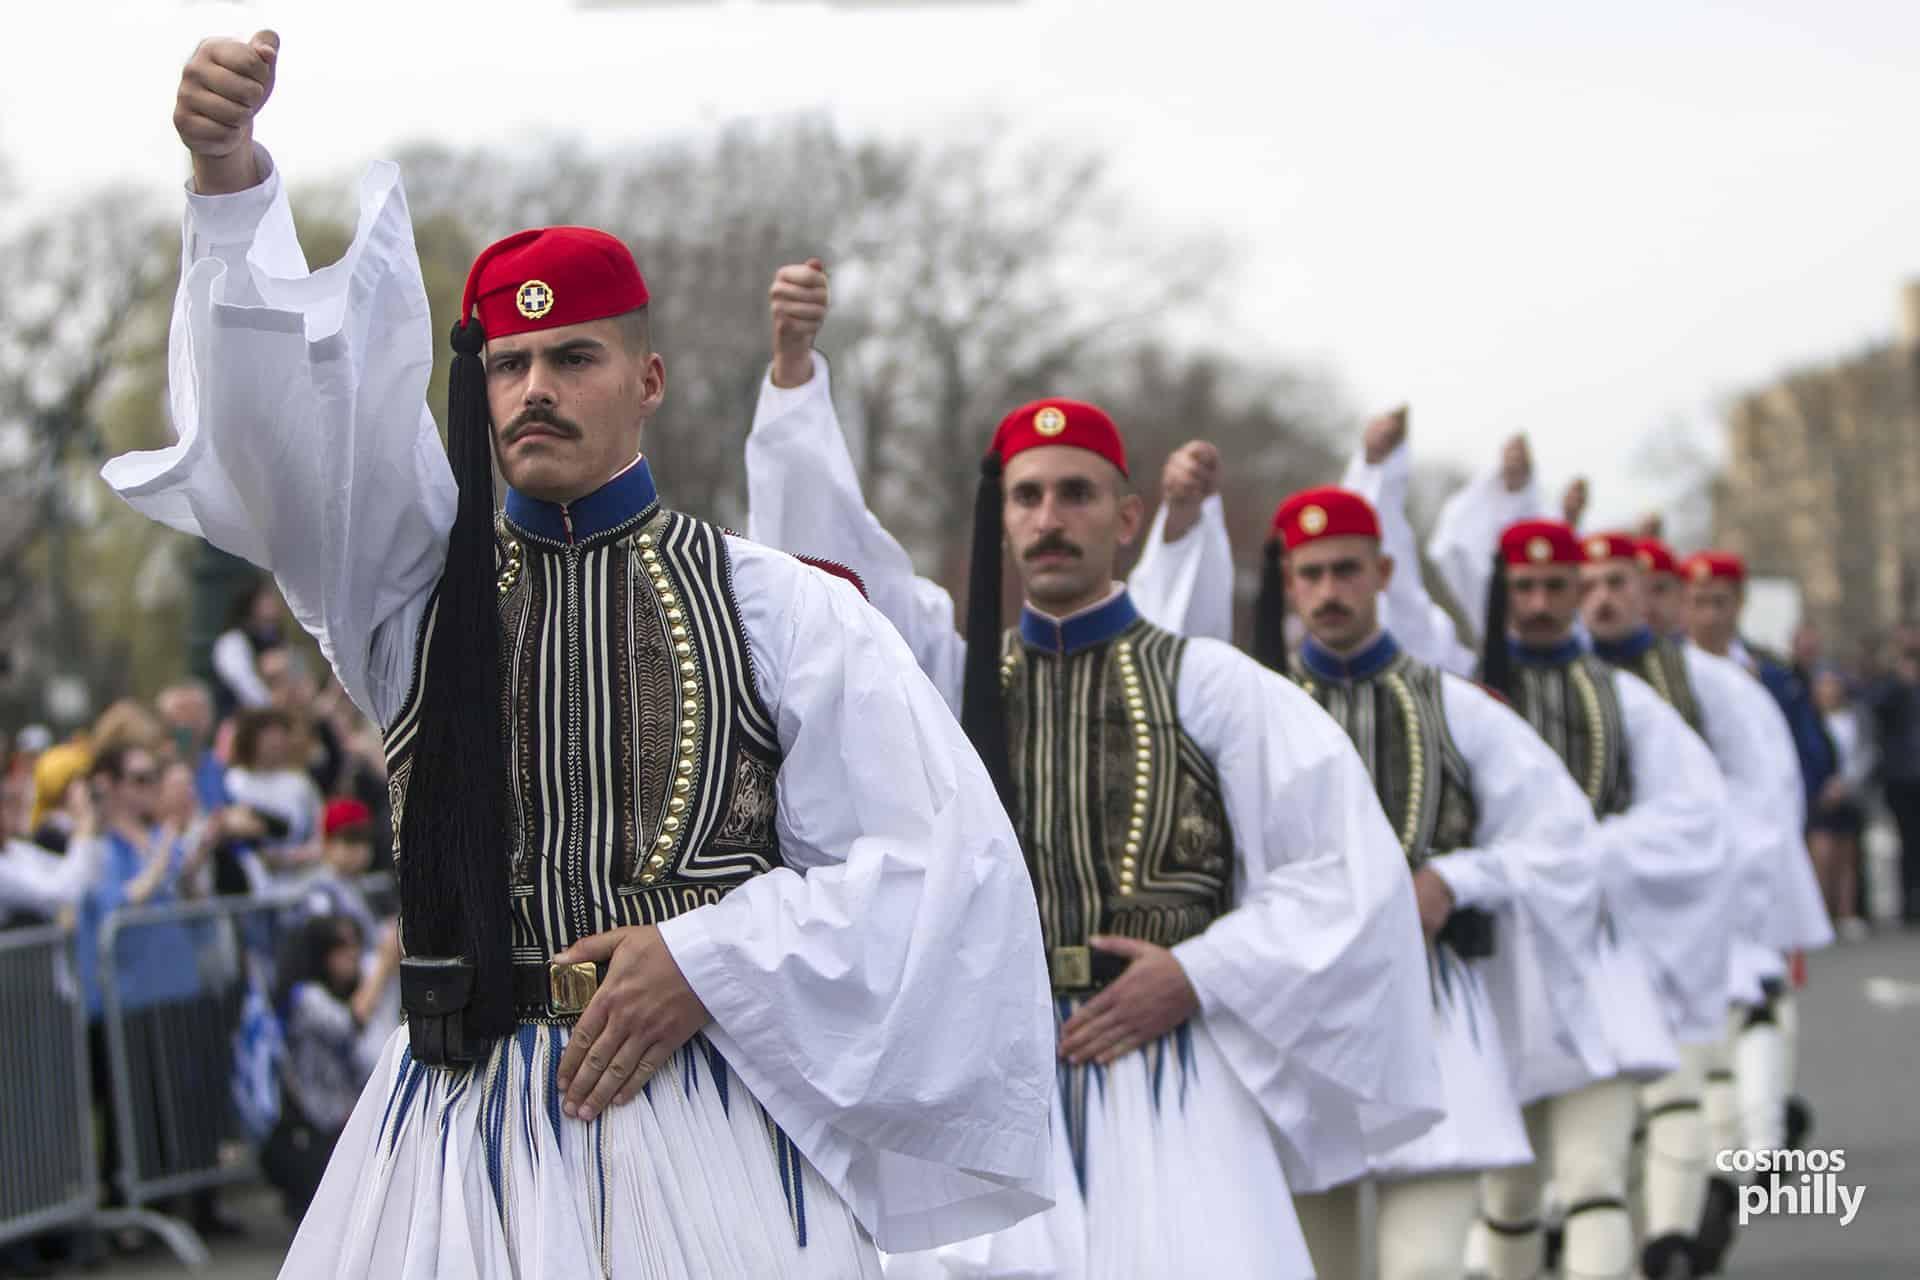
1159, 440, 1220, 542
769, 259, 829, 389
174, 32, 278, 195
1499, 434, 1532, 495
1363, 405, 1409, 466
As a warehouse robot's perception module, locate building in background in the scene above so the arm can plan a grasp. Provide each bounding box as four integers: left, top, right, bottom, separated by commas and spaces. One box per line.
1716, 283, 1920, 661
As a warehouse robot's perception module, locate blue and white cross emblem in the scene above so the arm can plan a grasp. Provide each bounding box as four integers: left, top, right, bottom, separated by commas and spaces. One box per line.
516, 280, 555, 320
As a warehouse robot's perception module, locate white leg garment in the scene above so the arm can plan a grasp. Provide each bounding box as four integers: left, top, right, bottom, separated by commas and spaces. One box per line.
1376, 1172, 1481, 1280
1734, 1012, 1786, 1154
1295, 1183, 1363, 1280
1480, 1079, 1638, 1280
1638, 1041, 1712, 1270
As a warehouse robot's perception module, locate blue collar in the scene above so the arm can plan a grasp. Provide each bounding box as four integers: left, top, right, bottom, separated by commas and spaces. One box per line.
504, 456, 659, 546
1509, 635, 1586, 667
1300, 631, 1401, 683
1591, 626, 1655, 664
1019, 589, 1139, 656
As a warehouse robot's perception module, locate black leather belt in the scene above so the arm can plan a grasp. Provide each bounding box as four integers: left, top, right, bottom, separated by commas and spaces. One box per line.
1048, 945, 1130, 994
513, 960, 607, 1019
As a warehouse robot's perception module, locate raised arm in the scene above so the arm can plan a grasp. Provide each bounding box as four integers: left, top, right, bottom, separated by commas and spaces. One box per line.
745, 262, 966, 707
1127, 441, 1235, 643
1342, 408, 1477, 676
101, 34, 452, 726
1426, 434, 1548, 646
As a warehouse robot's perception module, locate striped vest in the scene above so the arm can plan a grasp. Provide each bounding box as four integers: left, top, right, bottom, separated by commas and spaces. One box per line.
999, 616, 1234, 956
1297, 645, 1478, 869
384, 500, 784, 963
1511, 652, 1633, 819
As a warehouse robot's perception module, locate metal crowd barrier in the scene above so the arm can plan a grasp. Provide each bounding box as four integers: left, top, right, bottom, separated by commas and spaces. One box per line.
0, 924, 94, 1248
90, 872, 396, 1265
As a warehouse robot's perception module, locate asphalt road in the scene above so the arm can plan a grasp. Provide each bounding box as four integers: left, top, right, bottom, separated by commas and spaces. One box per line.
25, 930, 1920, 1279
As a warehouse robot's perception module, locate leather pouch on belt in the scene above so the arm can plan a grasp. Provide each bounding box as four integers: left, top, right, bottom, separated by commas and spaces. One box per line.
1438, 906, 1497, 959
401, 956, 480, 1067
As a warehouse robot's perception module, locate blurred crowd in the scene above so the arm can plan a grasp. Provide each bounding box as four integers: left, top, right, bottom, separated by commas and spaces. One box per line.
0, 580, 400, 1273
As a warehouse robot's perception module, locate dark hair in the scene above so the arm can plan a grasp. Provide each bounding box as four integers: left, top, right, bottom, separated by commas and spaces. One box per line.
88, 741, 150, 784
274, 913, 361, 1014
224, 576, 277, 631
230, 708, 296, 770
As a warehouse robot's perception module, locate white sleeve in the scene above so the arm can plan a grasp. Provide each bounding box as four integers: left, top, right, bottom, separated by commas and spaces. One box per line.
1436, 676, 1613, 1091
1167, 640, 1442, 1193
744, 353, 966, 710
210, 630, 272, 709
1343, 446, 1477, 677
1126, 496, 1236, 644
655, 539, 1051, 1252
1601, 671, 1734, 1042
1425, 464, 1547, 648
1693, 652, 1834, 954
100, 152, 450, 726
0, 837, 102, 918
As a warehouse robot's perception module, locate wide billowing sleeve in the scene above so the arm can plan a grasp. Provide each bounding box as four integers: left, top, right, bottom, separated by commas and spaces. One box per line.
1344, 446, 1477, 677
1599, 671, 1734, 1043
1691, 651, 1833, 957
654, 539, 1052, 1252
744, 352, 966, 710
1168, 640, 1442, 1193
99, 153, 451, 726
1426, 464, 1546, 648
1438, 675, 1615, 1097
1126, 497, 1236, 644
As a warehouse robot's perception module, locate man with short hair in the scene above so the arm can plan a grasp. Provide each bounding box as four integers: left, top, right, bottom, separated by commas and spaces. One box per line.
103, 32, 1056, 1276
155, 681, 227, 812
1221, 454, 1608, 1279
746, 266, 1441, 1276
1420, 493, 1729, 1280
1580, 532, 1818, 1276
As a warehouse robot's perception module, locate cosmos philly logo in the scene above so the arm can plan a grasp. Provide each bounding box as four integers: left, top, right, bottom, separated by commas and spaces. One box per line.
1716, 1147, 1865, 1226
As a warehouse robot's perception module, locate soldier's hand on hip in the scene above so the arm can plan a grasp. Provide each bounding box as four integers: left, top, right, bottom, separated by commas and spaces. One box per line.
769, 258, 830, 389
552, 925, 711, 1123
174, 31, 279, 195
1057, 936, 1200, 1066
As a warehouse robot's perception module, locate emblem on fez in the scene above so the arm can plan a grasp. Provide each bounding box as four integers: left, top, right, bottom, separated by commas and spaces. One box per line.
1034, 406, 1068, 437
1693, 560, 1713, 583
516, 279, 555, 320
1299, 505, 1328, 536
1637, 551, 1654, 570
1586, 537, 1609, 561
1526, 536, 1552, 564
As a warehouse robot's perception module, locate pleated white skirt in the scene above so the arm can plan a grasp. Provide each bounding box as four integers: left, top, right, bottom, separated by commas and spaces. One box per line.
280, 1024, 881, 1279
884, 1008, 1311, 1280
1372, 946, 1532, 1179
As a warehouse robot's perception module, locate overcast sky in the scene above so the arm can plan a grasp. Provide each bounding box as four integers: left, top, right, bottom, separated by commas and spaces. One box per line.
8, 0, 1918, 531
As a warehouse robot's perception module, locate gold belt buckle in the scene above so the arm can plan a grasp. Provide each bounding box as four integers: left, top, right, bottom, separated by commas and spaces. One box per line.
1050, 945, 1093, 990
549, 961, 600, 1015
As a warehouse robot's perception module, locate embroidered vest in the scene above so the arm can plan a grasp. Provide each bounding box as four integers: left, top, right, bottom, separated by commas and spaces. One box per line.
999, 618, 1234, 955
1298, 653, 1478, 868
1615, 637, 1703, 735
1512, 654, 1632, 818
384, 506, 784, 963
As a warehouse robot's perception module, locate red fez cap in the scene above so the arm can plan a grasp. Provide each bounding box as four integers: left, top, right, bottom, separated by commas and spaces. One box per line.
1499, 519, 1582, 567
1635, 537, 1681, 578
324, 798, 373, 840
1271, 487, 1382, 550
1581, 531, 1639, 564
1682, 550, 1747, 586
461, 227, 650, 341
988, 399, 1128, 478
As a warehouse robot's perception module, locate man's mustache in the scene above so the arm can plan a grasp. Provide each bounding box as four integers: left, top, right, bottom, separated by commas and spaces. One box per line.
1311, 604, 1352, 624
503, 407, 583, 444
1518, 611, 1559, 631
1024, 535, 1082, 561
